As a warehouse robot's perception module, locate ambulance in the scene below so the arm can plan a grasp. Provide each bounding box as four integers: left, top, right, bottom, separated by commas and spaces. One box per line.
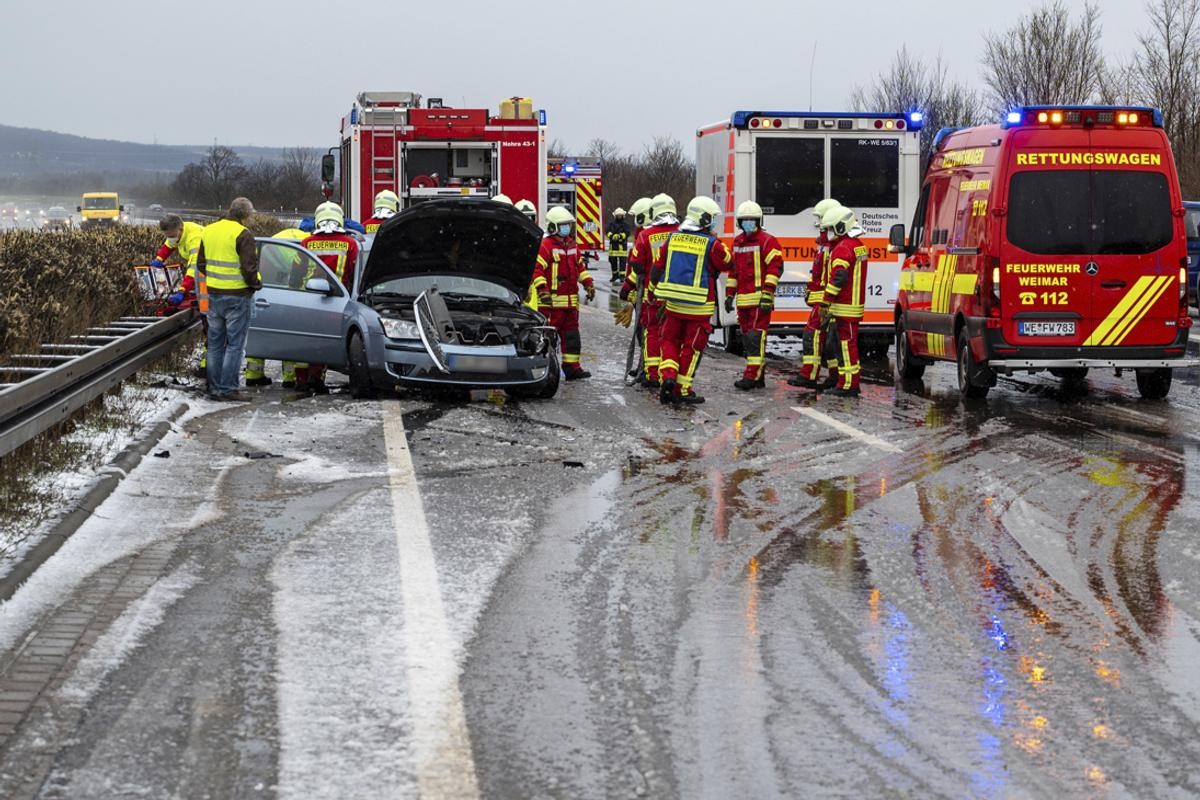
696, 110, 924, 355
891, 105, 1196, 400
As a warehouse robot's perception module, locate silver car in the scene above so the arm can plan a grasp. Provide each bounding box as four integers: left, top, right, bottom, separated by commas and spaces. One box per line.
245, 199, 560, 399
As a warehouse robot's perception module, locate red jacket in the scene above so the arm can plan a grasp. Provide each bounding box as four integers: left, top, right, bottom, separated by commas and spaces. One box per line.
623, 221, 679, 301
302, 232, 360, 288
364, 215, 391, 235
808, 230, 832, 306
533, 235, 593, 310
727, 229, 784, 307
824, 234, 869, 319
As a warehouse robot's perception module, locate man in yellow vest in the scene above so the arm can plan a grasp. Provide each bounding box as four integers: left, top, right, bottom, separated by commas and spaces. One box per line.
196, 197, 261, 401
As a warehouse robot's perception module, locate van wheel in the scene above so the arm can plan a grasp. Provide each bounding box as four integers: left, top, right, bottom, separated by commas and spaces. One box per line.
1052, 367, 1089, 393
956, 329, 990, 399
1135, 368, 1172, 400
724, 326, 745, 356
347, 331, 375, 399
895, 318, 925, 379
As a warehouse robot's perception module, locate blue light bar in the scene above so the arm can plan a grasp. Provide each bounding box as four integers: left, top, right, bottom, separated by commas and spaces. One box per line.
1000, 105, 1164, 129
1006, 111, 1022, 125
909, 111, 924, 124
730, 110, 921, 131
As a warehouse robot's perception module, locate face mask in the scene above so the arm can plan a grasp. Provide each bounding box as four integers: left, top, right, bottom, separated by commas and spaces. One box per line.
557, 223, 572, 238
165, 237, 179, 247
739, 220, 757, 234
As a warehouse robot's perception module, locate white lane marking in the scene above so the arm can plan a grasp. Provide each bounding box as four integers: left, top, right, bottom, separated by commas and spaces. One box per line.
791, 406, 903, 454
382, 404, 481, 800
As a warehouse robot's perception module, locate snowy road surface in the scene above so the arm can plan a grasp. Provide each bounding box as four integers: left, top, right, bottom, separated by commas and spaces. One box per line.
0, 282, 1198, 798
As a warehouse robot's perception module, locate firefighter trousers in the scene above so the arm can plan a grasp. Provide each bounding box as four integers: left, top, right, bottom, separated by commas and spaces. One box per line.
833, 317, 861, 391
642, 301, 662, 382
737, 306, 771, 381
610, 256, 627, 280
798, 306, 839, 381
659, 312, 711, 395
548, 308, 585, 372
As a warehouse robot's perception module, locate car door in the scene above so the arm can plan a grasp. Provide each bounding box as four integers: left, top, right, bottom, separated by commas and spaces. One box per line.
245, 239, 349, 366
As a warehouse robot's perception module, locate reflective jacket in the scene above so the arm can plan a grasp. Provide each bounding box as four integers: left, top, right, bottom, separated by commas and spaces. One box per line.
364, 214, 393, 235
606, 220, 630, 256
727, 229, 784, 307
652, 224, 732, 317
302, 232, 360, 289
155, 220, 204, 293
808, 230, 832, 306
197, 219, 260, 296
533, 235, 594, 309
624, 219, 679, 300
825, 234, 869, 319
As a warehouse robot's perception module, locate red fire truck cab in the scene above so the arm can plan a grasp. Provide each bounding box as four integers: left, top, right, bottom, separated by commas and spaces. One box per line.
892, 105, 1196, 400
336, 91, 548, 221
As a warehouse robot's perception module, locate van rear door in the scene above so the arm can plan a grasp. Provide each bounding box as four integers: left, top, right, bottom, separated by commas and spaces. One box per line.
1001, 130, 1178, 348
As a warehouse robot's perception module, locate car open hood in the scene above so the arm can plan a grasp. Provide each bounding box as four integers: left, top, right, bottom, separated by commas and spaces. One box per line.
360, 199, 543, 294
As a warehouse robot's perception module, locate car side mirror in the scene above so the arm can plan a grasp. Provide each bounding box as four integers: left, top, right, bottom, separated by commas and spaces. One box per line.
321, 153, 336, 184
119, 205, 125, 212
888, 223, 908, 255
76, 205, 82, 212
306, 278, 333, 294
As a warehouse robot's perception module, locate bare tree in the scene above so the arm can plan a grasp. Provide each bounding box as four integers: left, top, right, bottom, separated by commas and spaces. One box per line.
240, 160, 283, 208
547, 138, 569, 159
276, 147, 321, 210
850, 46, 987, 163
198, 145, 246, 208
585, 138, 622, 163
981, 1, 1107, 111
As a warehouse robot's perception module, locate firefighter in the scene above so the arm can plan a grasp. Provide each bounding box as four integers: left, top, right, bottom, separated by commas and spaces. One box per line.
606, 208, 630, 284
789, 198, 844, 390
819, 205, 868, 397
363, 190, 400, 234
299, 202, 360, 394
492, 193, 513, 205
515, 199, 538, 222
621, 194, 678, 387
726, 201, 784, 390
533, 206, 595, 380
651, 196, 732, 405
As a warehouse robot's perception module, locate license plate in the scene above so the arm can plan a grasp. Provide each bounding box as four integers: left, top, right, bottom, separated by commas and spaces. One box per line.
449, 355, 507, 374
1019, 321, 1076, 336
775, 282, 805, 298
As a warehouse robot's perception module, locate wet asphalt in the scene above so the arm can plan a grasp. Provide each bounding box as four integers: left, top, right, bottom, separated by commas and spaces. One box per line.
0, 273, 1198, 798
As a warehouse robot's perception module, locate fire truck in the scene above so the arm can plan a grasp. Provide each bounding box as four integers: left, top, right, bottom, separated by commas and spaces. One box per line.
546, 156, 604, 256
335, 92, 547, 221
696, 110, 924, 356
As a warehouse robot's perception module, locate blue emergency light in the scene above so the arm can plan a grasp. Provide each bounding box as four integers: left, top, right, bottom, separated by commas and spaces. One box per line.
1001, 105, 1164, 129
909, 111, 924, 125
563, 163, 576, 175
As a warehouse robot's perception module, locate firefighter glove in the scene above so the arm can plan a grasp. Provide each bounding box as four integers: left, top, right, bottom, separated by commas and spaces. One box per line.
168, 292, 185, 305
614, 303, 634, 328
538, 292, 552, 308
819, 305, 832, 327
724, 295, 735, 313
586, 285, 596, 302
150, 259, 164, 267
619, 285, 631, 301
759, 293, 775, 311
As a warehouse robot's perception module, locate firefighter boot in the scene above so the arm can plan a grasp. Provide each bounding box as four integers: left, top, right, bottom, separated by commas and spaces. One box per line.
829, 386, 861, 398
789, 375, 822, 390
659, 377, 678, 405
565, 367, 592, 381
679, 390, 705, 405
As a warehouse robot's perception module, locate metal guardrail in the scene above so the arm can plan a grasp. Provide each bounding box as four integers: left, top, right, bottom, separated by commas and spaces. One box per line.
0, 311, 199, 458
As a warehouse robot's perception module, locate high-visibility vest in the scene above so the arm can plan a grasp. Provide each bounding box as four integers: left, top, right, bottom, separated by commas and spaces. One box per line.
655, 231, 716, 308
201, 218, 251, 292
177, 221, 207, 312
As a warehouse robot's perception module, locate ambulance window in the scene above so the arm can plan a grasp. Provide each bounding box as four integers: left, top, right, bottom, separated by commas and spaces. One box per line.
1186, 207, 1200, 240
831, 138, 899, 208
754, 138, 824, 216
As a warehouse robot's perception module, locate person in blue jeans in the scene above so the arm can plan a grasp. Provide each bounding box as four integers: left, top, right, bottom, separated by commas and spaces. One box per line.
196, 197, 261, 401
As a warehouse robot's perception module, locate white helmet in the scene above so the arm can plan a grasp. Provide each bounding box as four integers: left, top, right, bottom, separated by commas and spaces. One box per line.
373, 189, 400, 216
629, 196, 653, 227
651, 193, 676, 219
813, 198, 842, 230
514, 199, 537, 221
821, 205, 858, 238
685, 196, 722, 231
493, 193, 513, 205
546, 205, 575, 236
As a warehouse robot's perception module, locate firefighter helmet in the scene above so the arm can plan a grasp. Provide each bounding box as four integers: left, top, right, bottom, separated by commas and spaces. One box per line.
613, 207, 626, 217
546, 205, 575, 236
821, 205, 857, 238
514, 199, 537, 220
373, 189, 400, 214
629, 197, 653, 227
813, 198, 842, 229
736, 200, 763, 220
685, 196, 722, 230
314, 201, 345, 231
492, 193, 513, 205
651, 193, 676, 219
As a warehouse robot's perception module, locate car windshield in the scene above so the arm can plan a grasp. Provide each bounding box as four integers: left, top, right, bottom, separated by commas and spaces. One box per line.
1006, 170, 1173, 255
83, 196, 118, 210
367, 274, 517, 303
1186, 206, 1200, 242
47, 207, 68, 218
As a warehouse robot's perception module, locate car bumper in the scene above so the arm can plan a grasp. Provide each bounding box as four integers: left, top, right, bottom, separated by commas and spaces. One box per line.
374, 340, 553, 389
984, 327, 1199, 371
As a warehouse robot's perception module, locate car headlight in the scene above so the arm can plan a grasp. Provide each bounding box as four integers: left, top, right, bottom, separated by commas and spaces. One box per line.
381, 317, 420, 340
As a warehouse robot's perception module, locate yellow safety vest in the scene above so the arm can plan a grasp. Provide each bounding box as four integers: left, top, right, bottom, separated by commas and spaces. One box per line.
201, 218, 252, 292
273, 227, 309, 241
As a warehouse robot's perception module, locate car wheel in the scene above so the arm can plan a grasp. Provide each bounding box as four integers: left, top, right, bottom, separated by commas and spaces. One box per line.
1135, 368, 1172, 400
895, 317, 925, 379
347, 331, 375, 399
535, 352, 562, 399
956, 329, 990, 400
724, 326, 745, 356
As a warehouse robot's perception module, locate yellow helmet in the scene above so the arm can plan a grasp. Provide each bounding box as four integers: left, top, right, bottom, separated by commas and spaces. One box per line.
373, 190, 400, 214
813, 198, 842, 229
821, 205, 857, 238
651, 193, 676, 219
546, 205, 575, 235
735, 200, 763, 220
629, 196, 653, 227
514, 199, 537, 220
492, 193, 513, 205
314, 201, 345, 230
685, 196, 722, 230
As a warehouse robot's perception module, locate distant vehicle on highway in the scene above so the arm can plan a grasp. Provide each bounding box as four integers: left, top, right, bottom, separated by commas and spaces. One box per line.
146, 203, 165, 220
244, 199, 561, 398
1185, 200, 1200, 309
0, 203, 18, 228
78, 192, 123, 228
42, 206, 72, 232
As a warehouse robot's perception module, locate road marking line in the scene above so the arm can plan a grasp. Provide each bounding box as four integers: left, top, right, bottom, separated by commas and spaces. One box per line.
791, 406, 903, 454
382, 404, 480, 800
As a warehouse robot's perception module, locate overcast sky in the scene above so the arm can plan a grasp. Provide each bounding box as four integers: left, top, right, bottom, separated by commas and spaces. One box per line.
0, 0, 1147, 157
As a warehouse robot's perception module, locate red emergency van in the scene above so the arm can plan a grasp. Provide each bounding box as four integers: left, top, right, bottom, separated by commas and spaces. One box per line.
891, 105, 1196, 399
